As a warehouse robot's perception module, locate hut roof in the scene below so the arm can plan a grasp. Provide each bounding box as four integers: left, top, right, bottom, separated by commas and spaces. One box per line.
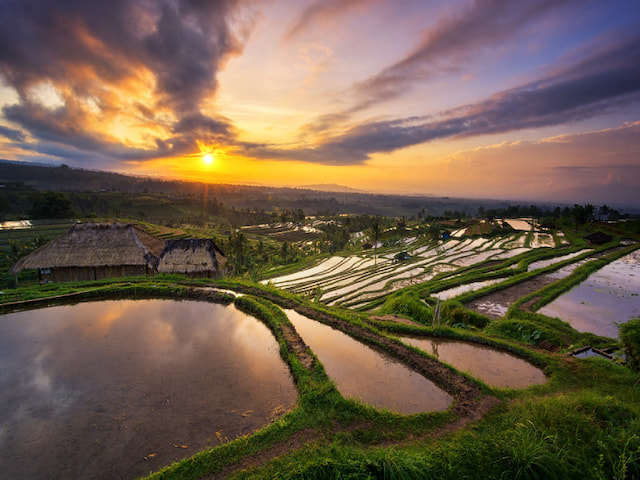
11, 223, 165, 274
156, 238, 227, 274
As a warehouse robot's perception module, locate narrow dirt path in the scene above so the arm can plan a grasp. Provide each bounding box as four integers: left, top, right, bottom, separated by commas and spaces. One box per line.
464, 274, 556, 319
464, 247, 622, 319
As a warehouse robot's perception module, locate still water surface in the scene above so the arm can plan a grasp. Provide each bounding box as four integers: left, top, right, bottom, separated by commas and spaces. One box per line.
539, 249, 640, 338
398, 337, 546, 388
0, 299, 297, 480
286, 310, 452, 414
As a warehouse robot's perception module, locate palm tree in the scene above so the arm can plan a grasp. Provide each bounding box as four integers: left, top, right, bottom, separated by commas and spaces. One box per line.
231, 230, 246, 271
428, 223, 441, 241
367, 221, 382, 264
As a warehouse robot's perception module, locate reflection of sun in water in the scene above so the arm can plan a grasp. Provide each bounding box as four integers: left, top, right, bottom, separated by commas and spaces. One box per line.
203, 154, 213, 165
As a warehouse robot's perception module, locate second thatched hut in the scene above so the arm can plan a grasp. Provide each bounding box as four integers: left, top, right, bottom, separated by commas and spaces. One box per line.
156, 238, 228, 278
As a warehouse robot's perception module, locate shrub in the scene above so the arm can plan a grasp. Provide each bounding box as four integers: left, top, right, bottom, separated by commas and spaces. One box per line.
379, 291, 433, 324
441, 301, 490, 329
619, 318, 640, 371
484, 319, 564, 346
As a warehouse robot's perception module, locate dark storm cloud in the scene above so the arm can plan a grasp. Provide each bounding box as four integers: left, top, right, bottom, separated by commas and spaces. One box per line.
0, 124, 24, 142
4, 102, 112, 154
159, 112, 239, 156
4, 102, 168, 161
0, 0, 249, 162
255, 32, 640, 165
350, 0, 582, 110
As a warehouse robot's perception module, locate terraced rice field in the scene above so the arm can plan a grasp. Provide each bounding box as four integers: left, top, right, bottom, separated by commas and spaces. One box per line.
241, 223, 321, 243
264, 231, 564, 308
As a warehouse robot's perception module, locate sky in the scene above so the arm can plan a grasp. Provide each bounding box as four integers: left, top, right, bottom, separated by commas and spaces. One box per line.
0, 0, 639, 207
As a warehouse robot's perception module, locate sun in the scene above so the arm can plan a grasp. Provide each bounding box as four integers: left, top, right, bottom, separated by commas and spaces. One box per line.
203, 154, 213, 165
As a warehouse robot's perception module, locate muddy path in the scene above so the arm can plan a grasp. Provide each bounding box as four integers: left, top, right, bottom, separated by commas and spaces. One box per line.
231, 285, 485, 412
464, 273, 555, 319
205, 395, 504, 480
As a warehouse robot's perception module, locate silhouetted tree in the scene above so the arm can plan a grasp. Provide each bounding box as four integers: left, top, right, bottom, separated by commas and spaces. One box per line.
30, 191, 75, 219
367, 221, 382, 264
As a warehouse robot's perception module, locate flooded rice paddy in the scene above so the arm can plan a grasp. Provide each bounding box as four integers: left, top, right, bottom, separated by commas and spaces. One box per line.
0, 299, 297, 480
398, 337, 546, 388
527, 250, 591, 272
266, 232, 559, 308
466, 250, 607, 319
286, 310, 452, 414
539, 249, 640, 338
432, 279, 504, 300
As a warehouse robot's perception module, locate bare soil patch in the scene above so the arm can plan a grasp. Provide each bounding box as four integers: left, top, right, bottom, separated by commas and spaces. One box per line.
464, 274, 554, 319
369, 314, 423, 327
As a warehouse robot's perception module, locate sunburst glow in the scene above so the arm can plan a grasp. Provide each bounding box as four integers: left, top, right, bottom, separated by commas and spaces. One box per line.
0, 1, 637, 205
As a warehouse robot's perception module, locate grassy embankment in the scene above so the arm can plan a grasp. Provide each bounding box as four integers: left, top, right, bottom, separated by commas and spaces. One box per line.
2, 219, 640, 478
2, 277, 639, 479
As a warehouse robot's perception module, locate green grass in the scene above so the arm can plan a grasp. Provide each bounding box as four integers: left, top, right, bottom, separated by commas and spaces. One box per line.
2, 228, 639, 479
226, 359, 640, 480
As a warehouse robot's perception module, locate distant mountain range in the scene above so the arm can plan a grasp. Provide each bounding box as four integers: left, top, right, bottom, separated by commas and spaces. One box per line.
4, 159, 625, 217
300, 183, 362, 193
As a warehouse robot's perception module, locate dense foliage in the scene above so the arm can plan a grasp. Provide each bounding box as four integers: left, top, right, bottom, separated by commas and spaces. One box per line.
619, 318, 640, 372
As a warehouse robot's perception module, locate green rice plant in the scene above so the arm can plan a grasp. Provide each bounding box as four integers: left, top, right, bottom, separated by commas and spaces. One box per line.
379, 291, 432, 324
498, 419, 569, 479
441, 300, 490, 329
610, 434, 640, 480
484, 319, 564, 347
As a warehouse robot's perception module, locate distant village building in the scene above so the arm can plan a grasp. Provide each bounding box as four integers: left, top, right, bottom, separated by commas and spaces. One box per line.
11, 223, 227, 283
156, 238, 227, 278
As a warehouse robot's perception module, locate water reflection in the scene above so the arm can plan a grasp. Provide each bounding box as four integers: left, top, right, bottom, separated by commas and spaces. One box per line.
539, 249, 640, 338
398, 337, 545, 388
432, 279, 504, 300
286, 310, 452, 414
0, 300, 297, 480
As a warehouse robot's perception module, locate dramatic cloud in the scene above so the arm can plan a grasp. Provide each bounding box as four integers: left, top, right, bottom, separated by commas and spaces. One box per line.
0, 0, 638, 206
259, 31, 640, 165
284, 0, 378, 41
0, 125, 24, 142
350, 0, 581, 110
0, 0, 252, 163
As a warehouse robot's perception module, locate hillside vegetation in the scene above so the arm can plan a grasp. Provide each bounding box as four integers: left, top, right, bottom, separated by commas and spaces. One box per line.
1, 163, 640, 479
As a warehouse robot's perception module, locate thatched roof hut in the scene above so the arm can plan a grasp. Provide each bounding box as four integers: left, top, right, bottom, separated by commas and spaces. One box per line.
11, 223, 165, 282
156, 239, 227, 278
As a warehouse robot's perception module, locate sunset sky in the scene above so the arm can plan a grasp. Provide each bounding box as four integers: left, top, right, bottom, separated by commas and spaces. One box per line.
0, 0, 639, 206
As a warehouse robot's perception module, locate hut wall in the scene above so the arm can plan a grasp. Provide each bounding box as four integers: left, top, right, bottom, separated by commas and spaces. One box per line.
50, 265, 150, 282
51, 267, 93, 282
93, 265, 148, 280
